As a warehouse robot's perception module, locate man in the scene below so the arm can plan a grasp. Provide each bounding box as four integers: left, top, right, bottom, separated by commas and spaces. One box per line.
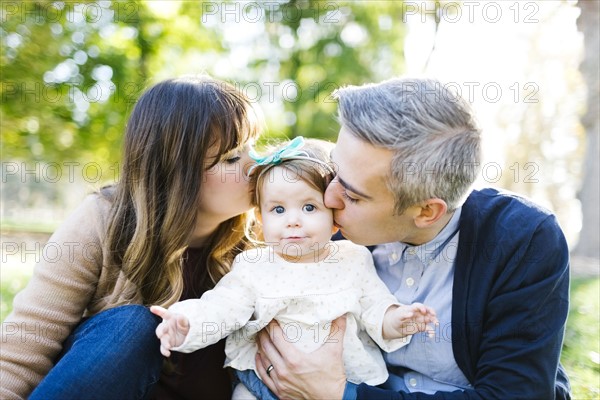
254, 78, 571, 399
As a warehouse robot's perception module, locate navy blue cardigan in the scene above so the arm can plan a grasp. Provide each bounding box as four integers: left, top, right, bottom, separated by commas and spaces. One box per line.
357, 188, 571, 400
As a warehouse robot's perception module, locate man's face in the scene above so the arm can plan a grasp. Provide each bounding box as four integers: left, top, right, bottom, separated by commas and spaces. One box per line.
324, 127, 418, 246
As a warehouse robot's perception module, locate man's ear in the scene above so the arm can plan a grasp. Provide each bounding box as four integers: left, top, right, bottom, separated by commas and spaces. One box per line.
414, 199, 448, 228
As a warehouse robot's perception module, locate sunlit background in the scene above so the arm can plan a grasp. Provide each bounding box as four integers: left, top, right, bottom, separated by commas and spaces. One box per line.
1, 1, 598, 397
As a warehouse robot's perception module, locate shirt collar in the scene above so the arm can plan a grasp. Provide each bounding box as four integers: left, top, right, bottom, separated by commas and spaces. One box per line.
382, 207, 462, 266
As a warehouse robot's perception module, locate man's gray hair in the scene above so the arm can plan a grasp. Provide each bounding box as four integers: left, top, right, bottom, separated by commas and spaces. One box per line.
333, 78, 482, 214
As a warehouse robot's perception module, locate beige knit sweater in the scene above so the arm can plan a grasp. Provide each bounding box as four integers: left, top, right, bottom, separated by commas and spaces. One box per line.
0, 194, 144, 399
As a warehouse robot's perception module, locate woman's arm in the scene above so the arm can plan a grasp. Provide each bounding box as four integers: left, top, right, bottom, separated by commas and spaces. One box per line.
0, 195, 106, 399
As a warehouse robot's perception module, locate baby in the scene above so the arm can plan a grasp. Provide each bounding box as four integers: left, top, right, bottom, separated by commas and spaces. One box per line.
151, 137, 437, 399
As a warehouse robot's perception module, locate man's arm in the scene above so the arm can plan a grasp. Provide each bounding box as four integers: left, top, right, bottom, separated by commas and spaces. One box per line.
359, 214, 571, 400
255, 316, 348, 399
256, 216, 570, 400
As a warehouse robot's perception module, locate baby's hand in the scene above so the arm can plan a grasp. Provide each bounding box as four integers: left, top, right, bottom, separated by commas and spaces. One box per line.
383, 303, 438, 340
150, 305, 190, 357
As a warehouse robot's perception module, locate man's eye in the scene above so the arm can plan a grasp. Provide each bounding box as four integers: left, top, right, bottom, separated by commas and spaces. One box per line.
342, 191, 358, 204
272, 206, 285, 214
303, 204, 316, 212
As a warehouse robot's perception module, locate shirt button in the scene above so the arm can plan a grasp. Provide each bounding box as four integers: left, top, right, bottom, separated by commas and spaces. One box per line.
407, 248, 416, 255
409, 378, 417, 387
406, 277, 415, 287
391, 252, 398, 261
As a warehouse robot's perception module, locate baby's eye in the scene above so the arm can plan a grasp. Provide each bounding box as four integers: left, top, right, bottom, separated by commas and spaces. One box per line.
303, 204, 316, 212
272, 206, 285, 214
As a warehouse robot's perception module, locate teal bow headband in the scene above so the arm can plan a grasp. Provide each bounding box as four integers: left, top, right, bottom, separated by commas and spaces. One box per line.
249, 136, 306, 167
248, 136, 335, 176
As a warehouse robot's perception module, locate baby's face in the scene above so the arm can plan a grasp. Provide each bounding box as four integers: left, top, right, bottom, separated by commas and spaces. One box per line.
259, 166, 334, 263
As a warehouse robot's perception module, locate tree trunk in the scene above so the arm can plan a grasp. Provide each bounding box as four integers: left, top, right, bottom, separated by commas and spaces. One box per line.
574, 0, 600, 259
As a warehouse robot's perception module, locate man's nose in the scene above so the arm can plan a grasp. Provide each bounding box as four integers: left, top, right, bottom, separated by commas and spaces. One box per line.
324, 180, 345, 210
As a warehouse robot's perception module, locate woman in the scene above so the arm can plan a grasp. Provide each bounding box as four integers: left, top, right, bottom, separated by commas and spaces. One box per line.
0, 75, 262, 399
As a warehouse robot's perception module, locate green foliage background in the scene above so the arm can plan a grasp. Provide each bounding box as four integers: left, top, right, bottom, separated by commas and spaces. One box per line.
2, 0, 406, 168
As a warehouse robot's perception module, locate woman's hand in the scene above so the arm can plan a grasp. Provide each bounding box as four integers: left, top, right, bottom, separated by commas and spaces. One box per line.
150, 305, 190, 357
255, 315, 348, 400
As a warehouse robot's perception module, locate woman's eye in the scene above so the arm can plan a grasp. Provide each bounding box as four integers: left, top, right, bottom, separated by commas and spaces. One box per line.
341, 191, 358, 204
225, 156, 241, 164
303, 204, 316, 212
273, 206, 285, 214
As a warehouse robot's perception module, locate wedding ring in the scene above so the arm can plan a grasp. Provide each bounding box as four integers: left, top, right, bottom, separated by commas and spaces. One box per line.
266, 364, 275, 376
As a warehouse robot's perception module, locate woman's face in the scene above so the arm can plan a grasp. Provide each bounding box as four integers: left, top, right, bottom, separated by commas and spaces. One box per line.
195, 142, 255, 230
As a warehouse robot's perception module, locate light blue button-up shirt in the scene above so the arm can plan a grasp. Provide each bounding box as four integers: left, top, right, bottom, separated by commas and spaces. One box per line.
372, 208, 472, 394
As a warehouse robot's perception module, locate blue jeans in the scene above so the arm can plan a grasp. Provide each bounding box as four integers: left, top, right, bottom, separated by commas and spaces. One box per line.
236, 369, 278, 400
29, 305, 163, 400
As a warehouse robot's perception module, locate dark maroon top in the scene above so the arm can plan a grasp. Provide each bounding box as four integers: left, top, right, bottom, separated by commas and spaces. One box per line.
151, 247, 232, 400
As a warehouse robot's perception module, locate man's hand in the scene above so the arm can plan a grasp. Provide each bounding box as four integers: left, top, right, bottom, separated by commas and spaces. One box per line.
150, 305, 190, 357
382, 303, 438, 340
255, 315, 348, 399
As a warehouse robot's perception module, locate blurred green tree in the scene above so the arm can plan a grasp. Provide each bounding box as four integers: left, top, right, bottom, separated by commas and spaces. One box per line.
1, 0, 408, 168
256, 0, 406, 141
3, 1, 141, 166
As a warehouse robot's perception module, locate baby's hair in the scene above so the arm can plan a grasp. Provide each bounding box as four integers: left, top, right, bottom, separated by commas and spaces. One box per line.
250, 138, 336, 209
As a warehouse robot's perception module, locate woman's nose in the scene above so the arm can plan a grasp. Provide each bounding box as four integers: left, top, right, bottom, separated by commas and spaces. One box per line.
241, 149, 255, 181
324, 179, 345, 210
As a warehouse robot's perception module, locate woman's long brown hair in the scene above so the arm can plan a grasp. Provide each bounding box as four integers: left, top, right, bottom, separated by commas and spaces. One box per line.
100, 76, 261, 307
